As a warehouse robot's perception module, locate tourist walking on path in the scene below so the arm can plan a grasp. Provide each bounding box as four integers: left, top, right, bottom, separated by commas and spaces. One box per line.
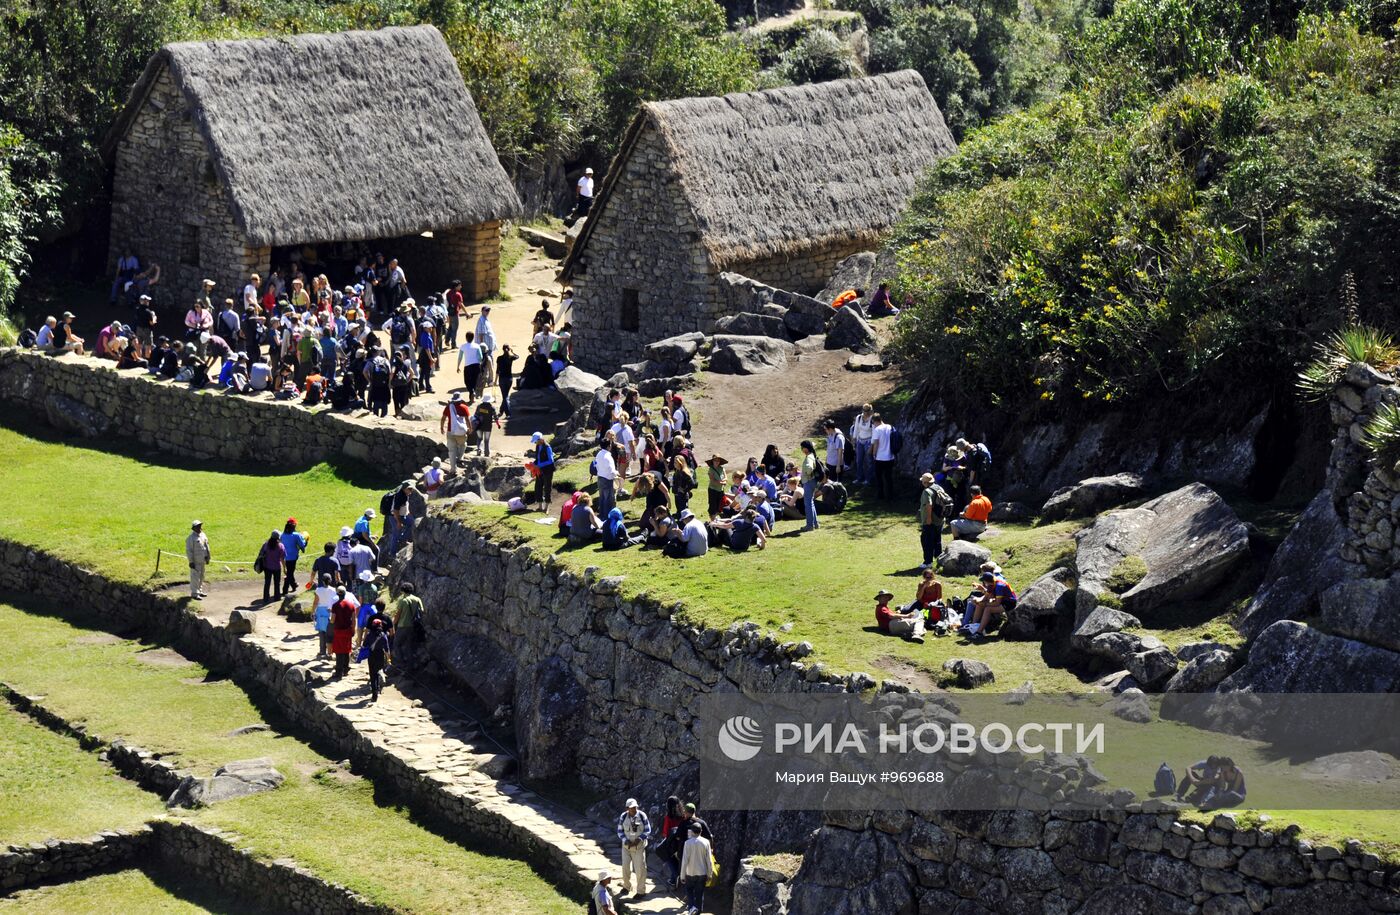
850, 404, 875, 485
457, 331, 484, 401
474, 394, 501, 457
616, 797, 652, 899
496, 344, 517, 417
363, 616, 393, 702
530, 432, 556, 511
280, 518, 308, 594
257, 531, 286, 602
329, 587, 357, 679
680, 822, 714, 914
185, 520, 210, 600
918, 472, 951, 570
391, 582, 424, 666
799, 440, 821, 532
313, 574, 337, 658
441, 391, 471, 470
592, 872, 618, 915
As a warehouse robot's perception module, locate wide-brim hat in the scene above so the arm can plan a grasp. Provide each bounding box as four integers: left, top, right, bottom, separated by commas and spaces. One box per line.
874, 590, 895, 601
340, 526, 352, 537
358, 570, 374, 582
481, 393, 494, 404
707, 454, 728, 465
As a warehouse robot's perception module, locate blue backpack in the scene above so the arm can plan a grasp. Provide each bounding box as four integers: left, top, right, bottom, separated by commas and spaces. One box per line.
1154, 762, 1176, 796
890, 427, 904, 455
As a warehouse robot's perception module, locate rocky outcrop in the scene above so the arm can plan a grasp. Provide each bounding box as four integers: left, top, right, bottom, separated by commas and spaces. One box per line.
1001, 567, 1073, 641
1040, 473, 1147, 521
1237, 490, 1351, 639
1164, 648, 1238, 693
166, 758, 284, 808
824, 306, 877, 354
938, 540, 990, 576
715, 312, 792, 340
44, 391, 111, 437
1220, 621, 1400, 693
552, 366, 607, 410
645, 331, 706, 366
1073, 483, 1250, 619
710, 335, 796, 375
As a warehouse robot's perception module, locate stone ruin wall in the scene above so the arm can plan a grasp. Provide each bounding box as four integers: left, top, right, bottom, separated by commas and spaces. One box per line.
0, 348, 443, 479
108, 66, 268, 312
1325, 361, 1400, 575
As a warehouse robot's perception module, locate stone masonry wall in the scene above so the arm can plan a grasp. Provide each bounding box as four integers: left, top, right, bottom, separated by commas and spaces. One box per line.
1326, 362, 1400, 574
108, 67, 267, 312
732, 237, 871, 300
0, 349, 442, 477
0, 828, 152, 893
381, 221, 502, 303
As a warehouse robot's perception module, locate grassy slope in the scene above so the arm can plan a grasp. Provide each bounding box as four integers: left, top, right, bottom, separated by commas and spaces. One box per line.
0, 417, 389, 588
0, 869, 254, 914
0, 600, 576, 914
0, 705, 160, 846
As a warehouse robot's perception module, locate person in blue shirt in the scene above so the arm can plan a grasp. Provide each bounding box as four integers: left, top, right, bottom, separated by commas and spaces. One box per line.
279, 518, 309, 594
353, 509, 375, 540
530, 432, 556, 511
750, 491, 775, 532
752, 465, 778, 502
964, 571, 1017, 640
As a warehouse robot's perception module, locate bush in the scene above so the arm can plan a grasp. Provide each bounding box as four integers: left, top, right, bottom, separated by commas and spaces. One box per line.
1106, 556, 1150, 593
778, 27, 861, 83
1297, 326, 1400, 401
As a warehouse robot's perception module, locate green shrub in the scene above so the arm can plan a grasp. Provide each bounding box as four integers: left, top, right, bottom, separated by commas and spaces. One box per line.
1362, 404, 1400, 468
1095, 592, 1124, 610
1106, 555, 1150, 593
1297, 326, 1400, 401
777, 28, 861, 83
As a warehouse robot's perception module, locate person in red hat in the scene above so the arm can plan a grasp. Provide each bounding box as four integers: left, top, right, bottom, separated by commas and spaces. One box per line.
280, 518, 308, 594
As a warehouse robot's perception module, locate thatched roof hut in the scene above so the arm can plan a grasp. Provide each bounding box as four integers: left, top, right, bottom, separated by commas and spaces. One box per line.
563, 71, 955, 372
107, 25, 521, 248
564, 70, 954, 279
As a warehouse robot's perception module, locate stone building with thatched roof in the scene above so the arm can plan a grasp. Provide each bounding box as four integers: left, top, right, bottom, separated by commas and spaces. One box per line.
560, 70, 955, 372
104, 25, 520, 309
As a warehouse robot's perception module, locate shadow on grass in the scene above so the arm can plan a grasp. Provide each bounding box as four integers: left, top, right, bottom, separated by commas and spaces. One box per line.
144, 862, 266, 915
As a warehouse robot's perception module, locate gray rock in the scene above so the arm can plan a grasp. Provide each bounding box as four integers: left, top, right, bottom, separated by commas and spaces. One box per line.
1299, 750, 1399, 783
563, 215, 586, 258
514, 656, 587, 782
226, 608, 255, 635
988, 501, 1034, 523
1238, 491, 1352, 640
1236, 847, 1311, 886
825, 306, 878, 354
715, 312, 791, 340
817, 251, 878, 305
518, 225, 566, 258
1001, 567, 1072, 640
1078, 884, 1195, 915
1070, 606, 1143, 655
507, 386, 571, 413
1124, 849, 1202, 898
1087, 629, 1157, 668
760, 303, 789, 319
732, 865, 789, 915
1175, 640, 1232, 662
1005, 680, 1034, 705
781, 295, 831, 338
1164, 648, 1236, 693
44, 392, 110, 438
636, 374, 697, 398
1041, 473, 1147, 521
985, 809, 1042, 847
1072, 483, 1250, 618
1219, 621, 1400, 693
1318, 574, 1400, 652
942, 658, 995, 689
644, 332, 705, 366
937, 540, 991, 577
553, 366, 606, 410
167, 758, 283, 808
845, 353, 885, 372
709, 335, 795, 375
1111, 687, 1153, 723
1126, 645, 1180, 691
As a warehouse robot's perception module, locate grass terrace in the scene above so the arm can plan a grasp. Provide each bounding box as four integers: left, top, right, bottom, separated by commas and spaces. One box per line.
0, 599, 578, 914
0, 868, 254, 914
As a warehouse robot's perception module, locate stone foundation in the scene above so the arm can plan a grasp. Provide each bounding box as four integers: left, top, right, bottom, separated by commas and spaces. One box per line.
0, 829, 151, 892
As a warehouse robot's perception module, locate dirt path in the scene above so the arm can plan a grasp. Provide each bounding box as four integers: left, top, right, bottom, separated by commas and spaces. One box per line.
686, 348, 902, 465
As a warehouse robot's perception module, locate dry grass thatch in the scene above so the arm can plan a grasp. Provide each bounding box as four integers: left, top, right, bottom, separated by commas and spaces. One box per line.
565, 71, 955, 275
110, 25, 521, 247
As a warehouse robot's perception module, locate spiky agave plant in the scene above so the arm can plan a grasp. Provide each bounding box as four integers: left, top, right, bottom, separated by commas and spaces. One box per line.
1297, 326, 1400, 401
1363, 403, 1400, 470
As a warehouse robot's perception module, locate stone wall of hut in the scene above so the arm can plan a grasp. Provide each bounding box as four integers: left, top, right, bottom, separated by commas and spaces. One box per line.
108, 67, 268, 312
385, 221, 501, 303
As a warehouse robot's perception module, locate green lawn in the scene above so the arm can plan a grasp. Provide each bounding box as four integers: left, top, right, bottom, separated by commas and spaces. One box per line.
0, 599, 576, 914
0, 704, 160, 846
0, 415, 389, 587
455, 481, 1236, 692
0, 869, 253, 914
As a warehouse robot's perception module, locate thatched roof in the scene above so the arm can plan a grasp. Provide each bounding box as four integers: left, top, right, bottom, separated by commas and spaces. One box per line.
107, 25, 521, 247
564, 71, 954, 277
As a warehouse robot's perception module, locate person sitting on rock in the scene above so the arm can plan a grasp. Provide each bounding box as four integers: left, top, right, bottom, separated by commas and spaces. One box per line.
963, 571, 1017, 641
875, 589, 925, 644
830, 287, 864, 311
951, 485, 993, 541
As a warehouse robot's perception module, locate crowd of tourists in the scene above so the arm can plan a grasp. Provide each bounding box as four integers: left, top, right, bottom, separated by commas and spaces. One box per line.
597, 795, 715, 913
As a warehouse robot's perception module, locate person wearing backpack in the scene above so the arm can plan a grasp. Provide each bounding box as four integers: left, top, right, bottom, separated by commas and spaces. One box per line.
822, 419, 846, 481
870, 413, 897, 500
799, 440, 824, 532
590, 872, 617, 915
365, 347, 392, 418
918, 472, 953, 571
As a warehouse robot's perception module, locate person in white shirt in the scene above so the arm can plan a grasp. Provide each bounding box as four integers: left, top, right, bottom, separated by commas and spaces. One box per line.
474, 306, 497, 387
456, 333, 484, 401
672, 398, 689, 436
823, 418, 846, 481
665, 510, 708, 559
576, 166, 596, 215
609, 416, 637, 477
595, 445, 619, 515
243, 273, 260, 310
440, 390, 472, 470
591, 872, 617, 915
422, 457, 445, 495
850, 402, 876, 486
869, 413, 895, 500
185, 520, 210, 600
679, 822, 713, 913
313, 574, 338, 658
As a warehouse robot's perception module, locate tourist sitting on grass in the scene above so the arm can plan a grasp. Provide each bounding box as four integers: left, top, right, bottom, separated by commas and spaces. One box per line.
665, 509, 708, 558
710, 509, 767, 552
751, 490, 776, 531
914, 568, 943, 613
569, 493, 603, 545
963, 571, 1018, 641
778, 476, 806, 521
875, 589, 925, 644
1175, 756, 1246, 809
951, 485, 993, 541
644, 506, 675, 549
603, 508, 640, 550
752, 465, 778, 502
635, 472, 671, 524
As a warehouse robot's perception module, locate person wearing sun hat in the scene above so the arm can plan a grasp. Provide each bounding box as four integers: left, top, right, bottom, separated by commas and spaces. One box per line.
354, 508, 376, 540
616, 797, 651, 898
591, 870, 617, 915
704, 454, 728, 518
185, 520, 210, 600
874, 587, 925, 643
335, 526, 356, 583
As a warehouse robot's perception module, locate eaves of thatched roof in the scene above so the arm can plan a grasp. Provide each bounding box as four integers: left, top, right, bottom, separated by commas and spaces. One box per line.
104, 25, 522, 247
563, 70, 955, 278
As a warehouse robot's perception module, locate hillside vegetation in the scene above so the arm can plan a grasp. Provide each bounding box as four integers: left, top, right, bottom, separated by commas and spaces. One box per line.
892, 0, 1400, 415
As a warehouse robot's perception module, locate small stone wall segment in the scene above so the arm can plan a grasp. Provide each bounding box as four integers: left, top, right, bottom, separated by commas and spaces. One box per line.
745, 808, 1400, 915
0, 349, 443, 478
0, 540, 617, 903
0, 828, 153, 893
1329, 363, 1400, 575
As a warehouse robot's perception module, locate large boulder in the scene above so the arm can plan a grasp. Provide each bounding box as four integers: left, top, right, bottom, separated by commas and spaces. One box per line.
1318, 575, 1400, 653
44, 392, 111, 438
825, 306, 878, 354
644, 331, 705, 367
508, 386, 571, 413
1072, 483, 1250, 618
715, 312, 791, 340
937, 540, 991, 577
552, 366, 606, 411
167, 758, 284, 808
1163, 648, 1237, 693
1001, 567, 1073, 640
226, 609, 256, 635
1071, 605, 1143, 653
817, 251, 878, 305
1218, 621, 1400, 693
1125, 645, 1179, 691
709, 335, 795, 375
943, 658, 995, 689
781, 294, 832, 338
1040, 473, 1146, 521
1237, 490, 1352, 639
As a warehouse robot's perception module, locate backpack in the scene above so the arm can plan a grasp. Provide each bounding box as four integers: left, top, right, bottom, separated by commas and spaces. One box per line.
17, 328, 37, 348
930, 484, 954, 520
843, 435, 856, 468
974, 442, 992, 470
810, 457, 827, 482
890, 427, 904, 455
818, 481, 848, 514
370, 357, 390, 380
1154, 763, 1177, 796
391, 315, 411, 345
379, 490, 396, 515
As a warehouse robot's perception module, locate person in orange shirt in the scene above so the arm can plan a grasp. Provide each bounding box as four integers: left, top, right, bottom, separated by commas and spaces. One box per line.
830, 287, 864, 310
951, 485, 993, 541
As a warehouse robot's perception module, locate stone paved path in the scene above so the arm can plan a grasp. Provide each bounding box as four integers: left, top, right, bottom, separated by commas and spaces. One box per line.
197, 579, 696, 914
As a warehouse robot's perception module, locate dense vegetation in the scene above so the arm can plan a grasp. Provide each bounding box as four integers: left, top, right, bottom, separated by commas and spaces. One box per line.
893, 0, 1400, 414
